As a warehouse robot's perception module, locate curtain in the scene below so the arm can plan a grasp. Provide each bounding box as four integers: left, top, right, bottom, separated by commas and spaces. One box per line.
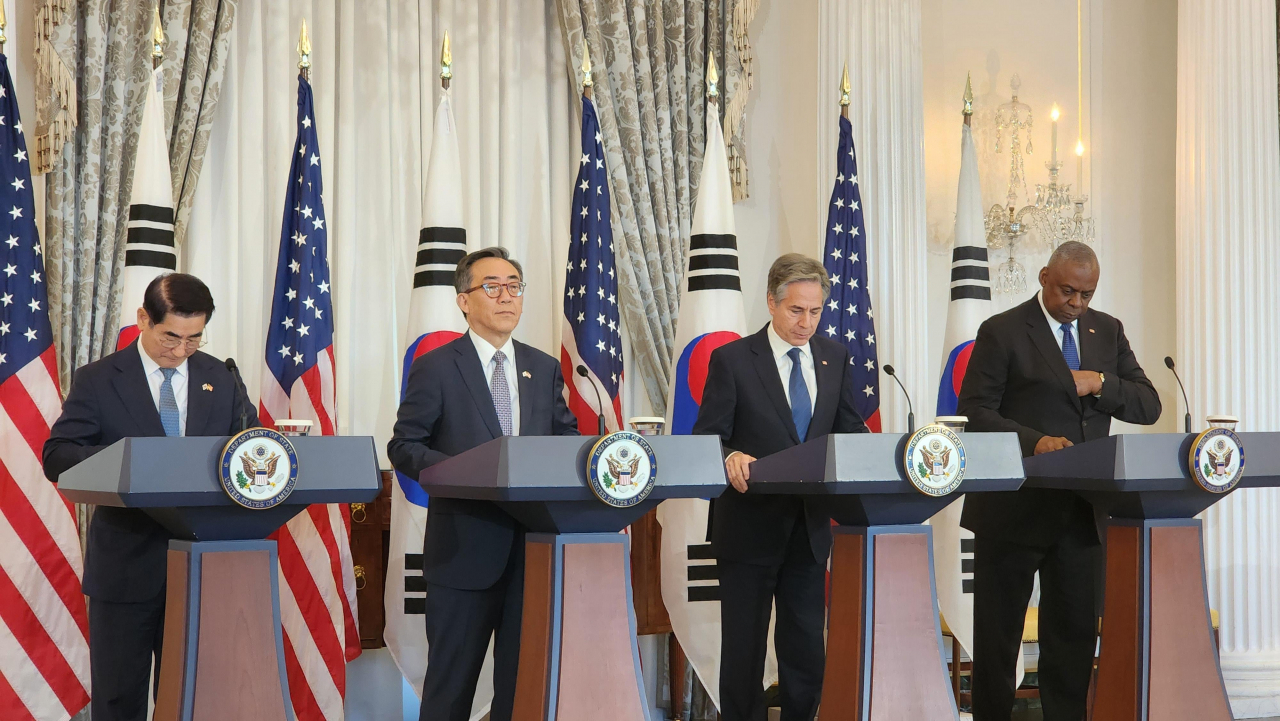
39, 0, 236, 386
554, 0, 757, 414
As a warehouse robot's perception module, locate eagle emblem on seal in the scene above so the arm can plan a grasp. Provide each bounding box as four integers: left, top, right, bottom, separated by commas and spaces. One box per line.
920, 439, 953, 479
1206, 438, 1234, 479
606, 446, 641, 488
240, 443, 281, 490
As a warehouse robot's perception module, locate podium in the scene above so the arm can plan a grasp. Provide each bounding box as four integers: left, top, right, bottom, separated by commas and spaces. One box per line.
418, 435, 725, 721
1023, 433, 1280, 721
749, 432, 1025, 721
58, 435, 380, 721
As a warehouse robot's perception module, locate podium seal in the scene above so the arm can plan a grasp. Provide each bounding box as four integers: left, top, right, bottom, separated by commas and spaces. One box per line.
1189, 428, 1245, 493
903, 424, 966, 497
219, 427, 300, 509
586, 431, 657, 508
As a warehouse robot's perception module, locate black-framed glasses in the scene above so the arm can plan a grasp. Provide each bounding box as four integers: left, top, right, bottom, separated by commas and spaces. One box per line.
463, 281, 527, 298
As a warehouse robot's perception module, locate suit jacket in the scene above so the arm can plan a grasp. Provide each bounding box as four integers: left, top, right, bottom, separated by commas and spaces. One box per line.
957, 295, 1162, 546
387, 333, 578, 591
42, 343, 257, 602
692, 326, 868, 566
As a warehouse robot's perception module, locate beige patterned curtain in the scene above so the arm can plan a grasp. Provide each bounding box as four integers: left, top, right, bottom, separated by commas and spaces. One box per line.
556, 0, 757, 413
38, 0, 236, 385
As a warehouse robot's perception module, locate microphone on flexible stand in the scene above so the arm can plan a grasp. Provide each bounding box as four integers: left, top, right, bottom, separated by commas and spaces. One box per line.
225, 358, 250, 432
882, 364, 915, 434
576, 365, 608, 436
1165, 356, 1192, 434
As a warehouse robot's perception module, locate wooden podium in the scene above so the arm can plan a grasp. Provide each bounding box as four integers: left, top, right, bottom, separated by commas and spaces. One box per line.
418, 434, 725, 721
57, 435, 381, 721
1024, 433, 1280, 721
749, 432, 1024, 721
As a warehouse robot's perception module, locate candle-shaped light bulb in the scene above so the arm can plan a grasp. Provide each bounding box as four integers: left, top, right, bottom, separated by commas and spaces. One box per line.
1075, 140, 1085, 195
1050, 104, 1059, 166
1050, 105, 1060, 122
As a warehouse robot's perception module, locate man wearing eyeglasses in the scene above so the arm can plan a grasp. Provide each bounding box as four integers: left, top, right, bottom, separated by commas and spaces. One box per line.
389, 246, 578, 721
43, 272, 256, 721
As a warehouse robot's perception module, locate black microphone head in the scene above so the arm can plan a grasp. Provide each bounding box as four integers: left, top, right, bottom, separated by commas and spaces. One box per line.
225, 358, 238, 372
1164, 356, 1176, 369
883, 364, 896, 376
576, 365, 590, 378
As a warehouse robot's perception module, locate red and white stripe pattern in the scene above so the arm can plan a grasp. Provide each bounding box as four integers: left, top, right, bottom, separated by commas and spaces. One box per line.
259, 349, 360, 720
0, 354, 91, 721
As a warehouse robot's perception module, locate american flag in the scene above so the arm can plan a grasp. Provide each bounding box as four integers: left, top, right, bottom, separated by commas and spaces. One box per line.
0, 54, 91, 720
559, 94, 622, 433
258, 74, 360, 720
819, 114, 880, 432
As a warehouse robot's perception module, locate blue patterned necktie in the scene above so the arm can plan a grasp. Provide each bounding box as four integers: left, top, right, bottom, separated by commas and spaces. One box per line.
787, 347, 812, 441
491, 350, 513, 436
1060, 322, 1081, 371
159, 367, 181, 437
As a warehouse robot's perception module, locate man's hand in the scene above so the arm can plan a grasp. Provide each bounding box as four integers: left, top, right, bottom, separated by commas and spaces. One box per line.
1072, 370, 1103, 397
1034, 436, 1074, 455
725, 452, 757, 493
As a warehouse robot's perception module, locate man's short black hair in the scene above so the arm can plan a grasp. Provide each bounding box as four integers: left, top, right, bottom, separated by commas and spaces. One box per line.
454, 246, 524, 294
142, 273, 216, 325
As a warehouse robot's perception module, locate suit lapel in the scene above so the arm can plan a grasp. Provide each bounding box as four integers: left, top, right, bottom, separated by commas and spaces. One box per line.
186, 354, 214, 434
514, 341, 534, 436
454, 334, 503, 439
748, 327, 800, 445
1076, 311, 1102, 372
808, 341, 840, 441
111, 345, 167, 436
1023, 299, 1082, 412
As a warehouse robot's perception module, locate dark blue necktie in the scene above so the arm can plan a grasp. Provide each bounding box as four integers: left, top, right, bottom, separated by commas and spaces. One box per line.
1060, 322, 1080, 371
787, 347, 812, 441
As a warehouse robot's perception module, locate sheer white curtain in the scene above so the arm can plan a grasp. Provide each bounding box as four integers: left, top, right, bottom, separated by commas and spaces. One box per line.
185, 0, 577, 456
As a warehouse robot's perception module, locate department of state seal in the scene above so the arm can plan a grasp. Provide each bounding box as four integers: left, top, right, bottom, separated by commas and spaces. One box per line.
903, 424, 966, 497
219, 427, 300, 509
586, 431, 657, 508
1189, 427, 1245, 494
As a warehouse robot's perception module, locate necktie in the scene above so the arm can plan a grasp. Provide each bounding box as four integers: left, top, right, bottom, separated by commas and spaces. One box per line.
159, 367, 181, 437
787, 347, 812, 441
1060, 322, 1081, 371
491, 350, 513, 436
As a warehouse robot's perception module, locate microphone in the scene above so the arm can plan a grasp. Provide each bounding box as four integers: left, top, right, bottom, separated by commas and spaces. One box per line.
575, 365, 608, 436
225, 358, 250, 432
1165, 356, 1192, 434
882, 364, 915, 434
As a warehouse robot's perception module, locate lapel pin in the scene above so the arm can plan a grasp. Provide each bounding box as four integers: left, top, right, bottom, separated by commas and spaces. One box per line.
522, 371, 532, 379
202, 383, 213, 392
1088, 328, 1096, 334
821, 360, 828, 366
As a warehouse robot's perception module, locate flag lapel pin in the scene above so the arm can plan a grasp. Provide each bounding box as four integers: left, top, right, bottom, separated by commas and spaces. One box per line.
821, 360, 828, 365
202, 383, 213, 391
1088, 328, 1096, 334
522, 371, 532, 379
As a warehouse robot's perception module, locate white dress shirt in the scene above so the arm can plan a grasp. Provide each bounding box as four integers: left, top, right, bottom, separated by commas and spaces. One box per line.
1037, 290, 1079, 352
470, 332, 521, 436
766, 323, 816, 414
138, 343, 189, 436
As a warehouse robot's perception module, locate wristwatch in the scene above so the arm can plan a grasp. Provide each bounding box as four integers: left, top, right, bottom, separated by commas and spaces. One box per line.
1095, 372, 1105, 398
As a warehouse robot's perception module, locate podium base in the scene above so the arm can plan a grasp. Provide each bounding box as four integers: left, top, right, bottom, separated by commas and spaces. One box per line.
513, 533, 650, 721
153, 540, 293, 721
1093, 519, 1232, 721
821, 526, 957, 721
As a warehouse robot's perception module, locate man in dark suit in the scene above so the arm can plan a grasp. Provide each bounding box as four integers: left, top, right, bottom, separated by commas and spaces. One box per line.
693, 253, 868, 721
42, 273, 255, 721
388, 246, 578, 721
958, 241, 1161, 721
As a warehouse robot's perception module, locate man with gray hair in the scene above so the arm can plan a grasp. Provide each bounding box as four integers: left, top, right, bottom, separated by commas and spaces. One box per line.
694, 252, 868, 721
958, 240, 1162, 721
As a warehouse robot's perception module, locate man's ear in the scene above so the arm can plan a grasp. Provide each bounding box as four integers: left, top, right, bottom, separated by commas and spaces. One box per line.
456, 293, 468, 318
135, 307, 150, 328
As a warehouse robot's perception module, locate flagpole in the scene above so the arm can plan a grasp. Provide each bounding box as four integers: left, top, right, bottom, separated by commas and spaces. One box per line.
840, 63, 850, 120
151, 5, 164, 69
440, 30, 452, 90
297, 19, 312, 82
0, 1, 7, 54
963, 72, 974, 127
580, 37, 593, 100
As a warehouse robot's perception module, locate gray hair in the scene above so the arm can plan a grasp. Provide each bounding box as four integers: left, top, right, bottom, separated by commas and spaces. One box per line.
1047, 241, 1098, 270
767, 253, 831, 302
454, 246, 524, 294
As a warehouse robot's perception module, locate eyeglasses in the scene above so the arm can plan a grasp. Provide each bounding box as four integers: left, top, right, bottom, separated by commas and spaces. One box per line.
157, 335, 208, 351
463, 281, 527, 298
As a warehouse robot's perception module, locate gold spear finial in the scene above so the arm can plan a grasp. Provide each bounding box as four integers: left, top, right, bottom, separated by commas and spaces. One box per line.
0, 2, 8, 51
297, 19, 312, 73
840, 64, 851, 107
963, 72, 974, 125
707, 51, 719, 99
580, 37, 593, 88
440, 31, 452, 87
151, 6, 165, 61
